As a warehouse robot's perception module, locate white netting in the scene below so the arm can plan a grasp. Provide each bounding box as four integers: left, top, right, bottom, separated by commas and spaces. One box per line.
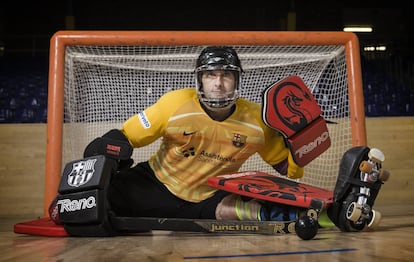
63, 45, 352, 190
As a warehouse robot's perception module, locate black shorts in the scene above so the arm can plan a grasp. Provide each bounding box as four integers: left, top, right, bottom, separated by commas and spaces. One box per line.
108, 161, 230, 219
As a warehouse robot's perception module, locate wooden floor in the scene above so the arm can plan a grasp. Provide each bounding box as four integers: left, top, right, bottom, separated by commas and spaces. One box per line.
2, 204, 414, 262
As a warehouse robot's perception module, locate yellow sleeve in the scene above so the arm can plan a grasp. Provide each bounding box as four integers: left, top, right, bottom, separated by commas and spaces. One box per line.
121, 88, 195, 148
287, 152, 304, 179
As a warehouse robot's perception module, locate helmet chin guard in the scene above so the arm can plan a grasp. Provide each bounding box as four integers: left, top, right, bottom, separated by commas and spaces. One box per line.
197, 90, 239, 111
195, 46, 242, 110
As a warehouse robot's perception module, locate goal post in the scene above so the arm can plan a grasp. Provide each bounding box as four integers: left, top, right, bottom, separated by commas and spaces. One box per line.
44, 30, 366, 216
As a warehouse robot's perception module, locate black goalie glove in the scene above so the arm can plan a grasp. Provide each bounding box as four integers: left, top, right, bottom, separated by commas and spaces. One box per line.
84, 129, 134, 171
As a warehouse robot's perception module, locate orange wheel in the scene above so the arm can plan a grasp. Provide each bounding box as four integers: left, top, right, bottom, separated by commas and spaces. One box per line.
359, 160, 373, 173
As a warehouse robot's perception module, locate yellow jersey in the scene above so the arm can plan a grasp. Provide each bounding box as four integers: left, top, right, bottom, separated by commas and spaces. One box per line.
121, 88, 303, 202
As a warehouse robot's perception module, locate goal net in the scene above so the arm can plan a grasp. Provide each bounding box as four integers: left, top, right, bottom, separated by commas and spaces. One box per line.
44, 31, 366, 214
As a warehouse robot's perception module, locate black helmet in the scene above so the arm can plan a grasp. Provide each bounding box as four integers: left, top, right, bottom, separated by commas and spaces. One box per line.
195, 46, 242, 110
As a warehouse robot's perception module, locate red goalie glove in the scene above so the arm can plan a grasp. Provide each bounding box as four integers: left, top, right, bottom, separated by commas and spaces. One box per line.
262, 76, 331, 166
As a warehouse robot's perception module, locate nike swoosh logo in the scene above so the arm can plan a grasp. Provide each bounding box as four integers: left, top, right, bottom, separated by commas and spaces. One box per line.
183, 131, 197, 136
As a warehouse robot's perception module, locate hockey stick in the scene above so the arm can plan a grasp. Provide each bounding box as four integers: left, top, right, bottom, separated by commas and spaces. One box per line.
110, 216, 296, 235
13, 216, 296, 237
110, 199, 324, 239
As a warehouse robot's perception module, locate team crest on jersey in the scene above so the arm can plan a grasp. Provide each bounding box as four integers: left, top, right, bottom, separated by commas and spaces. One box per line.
67, 159, 97, 187
232, 133, 246, 148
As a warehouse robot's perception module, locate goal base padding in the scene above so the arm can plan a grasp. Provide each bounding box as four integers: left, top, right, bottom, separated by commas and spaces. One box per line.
13, 217, 69, 237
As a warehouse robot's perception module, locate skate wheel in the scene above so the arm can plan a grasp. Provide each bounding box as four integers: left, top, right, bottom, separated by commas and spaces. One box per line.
368, 148, 385, 163
367, 210, 382, 229
379, 169, 390, 182
359, 160, 373, 173
346, 202, 362, 222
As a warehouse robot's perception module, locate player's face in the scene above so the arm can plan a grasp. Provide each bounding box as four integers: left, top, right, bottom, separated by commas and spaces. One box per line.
201, 70, 236, 99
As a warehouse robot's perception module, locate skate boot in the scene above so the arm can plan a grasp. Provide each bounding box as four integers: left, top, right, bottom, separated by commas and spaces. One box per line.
328, 146, 390, 232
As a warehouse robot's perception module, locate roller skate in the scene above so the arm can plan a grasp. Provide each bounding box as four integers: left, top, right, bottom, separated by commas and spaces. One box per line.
328, 146, 390, 232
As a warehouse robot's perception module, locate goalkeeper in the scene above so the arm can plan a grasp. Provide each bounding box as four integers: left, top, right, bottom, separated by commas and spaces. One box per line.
83, 45, 303, 222
73, 46, 383, 231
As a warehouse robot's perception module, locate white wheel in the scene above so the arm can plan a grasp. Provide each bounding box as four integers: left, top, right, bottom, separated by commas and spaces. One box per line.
346, 202, 362, 222
368, 148, 385, 163
367, 210, 382, 229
